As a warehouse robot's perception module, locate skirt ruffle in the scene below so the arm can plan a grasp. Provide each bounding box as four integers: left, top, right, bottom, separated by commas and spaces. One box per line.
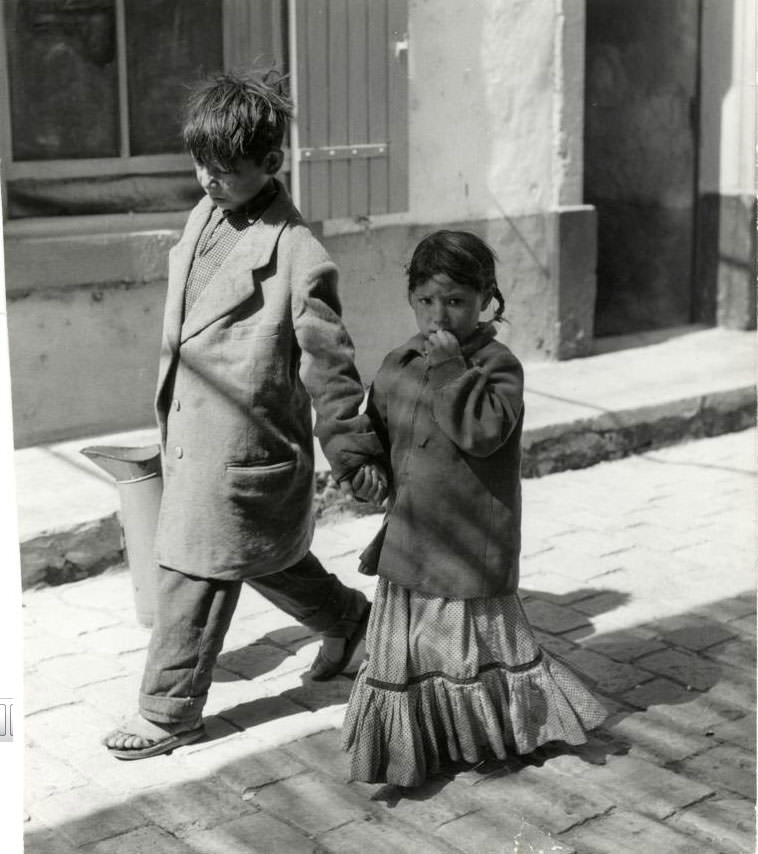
342, 578, 607, 787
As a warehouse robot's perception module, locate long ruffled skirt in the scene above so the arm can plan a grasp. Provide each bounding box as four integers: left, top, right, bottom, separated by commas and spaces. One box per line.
342, 577, 607, 787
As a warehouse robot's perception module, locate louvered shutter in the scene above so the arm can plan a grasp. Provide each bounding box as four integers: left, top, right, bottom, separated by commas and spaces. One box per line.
291, 0, 408, 221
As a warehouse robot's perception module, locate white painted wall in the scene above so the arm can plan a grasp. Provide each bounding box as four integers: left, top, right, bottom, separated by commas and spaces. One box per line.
552, 0, 586, 207
342, 0, 583, 230
700, 0, 756, 194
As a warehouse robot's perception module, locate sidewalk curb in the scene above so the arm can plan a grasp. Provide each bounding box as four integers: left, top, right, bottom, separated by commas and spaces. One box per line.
21, 514, 122, 589
521, 386, 756, 476
18, 386, 756, 590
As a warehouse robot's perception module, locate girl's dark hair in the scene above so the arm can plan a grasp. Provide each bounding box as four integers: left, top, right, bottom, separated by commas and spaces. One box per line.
407, 230, 506, 322
183, 68, 293, 169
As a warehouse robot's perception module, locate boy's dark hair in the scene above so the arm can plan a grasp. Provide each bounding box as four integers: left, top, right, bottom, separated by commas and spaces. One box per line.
183, 68, 293, 169
407, 230, 506, 322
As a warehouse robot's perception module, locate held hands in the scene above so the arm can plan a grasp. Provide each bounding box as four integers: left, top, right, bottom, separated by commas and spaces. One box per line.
425, 329, 461, 365
342, 462, 388, 504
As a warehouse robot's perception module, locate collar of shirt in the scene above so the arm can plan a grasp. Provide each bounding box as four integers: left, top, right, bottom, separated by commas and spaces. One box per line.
399, 322, 497, 366
222, 180, 279, 231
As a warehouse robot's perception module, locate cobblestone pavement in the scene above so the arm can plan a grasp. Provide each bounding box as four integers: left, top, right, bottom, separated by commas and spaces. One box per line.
23, 429, 756, 853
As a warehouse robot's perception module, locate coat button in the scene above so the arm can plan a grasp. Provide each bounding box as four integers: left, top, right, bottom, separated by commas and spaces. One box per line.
173, 399, 181, 411
175, 446, 183, 459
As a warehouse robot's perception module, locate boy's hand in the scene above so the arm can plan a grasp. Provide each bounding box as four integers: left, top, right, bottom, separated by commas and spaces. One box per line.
342, 463, 388, 504
426, 329, 461, 365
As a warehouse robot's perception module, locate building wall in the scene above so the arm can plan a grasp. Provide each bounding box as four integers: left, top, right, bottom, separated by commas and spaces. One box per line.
325, 0, 594, 378
5, 216, 180, 446
408, 0, 559, 221
696, 0, 756, 329
5, 0, 595, 447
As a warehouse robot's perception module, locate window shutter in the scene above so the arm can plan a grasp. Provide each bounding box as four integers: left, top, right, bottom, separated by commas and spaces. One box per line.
291, 0, 408, 221
223, 0, 286, 71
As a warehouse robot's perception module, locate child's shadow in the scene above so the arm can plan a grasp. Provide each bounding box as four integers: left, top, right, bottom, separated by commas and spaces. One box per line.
215, 627, 316, 682
208, 627, 358, 735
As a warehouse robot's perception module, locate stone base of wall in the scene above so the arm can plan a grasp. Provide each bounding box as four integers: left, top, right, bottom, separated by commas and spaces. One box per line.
694, 192, 757, 330
6, 206, 597, 447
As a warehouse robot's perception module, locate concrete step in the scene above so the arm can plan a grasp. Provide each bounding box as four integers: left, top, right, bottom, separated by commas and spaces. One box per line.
13, 326, 755, 588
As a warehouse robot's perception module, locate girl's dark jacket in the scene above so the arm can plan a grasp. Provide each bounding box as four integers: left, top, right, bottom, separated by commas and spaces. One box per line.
364, 323, 524, 599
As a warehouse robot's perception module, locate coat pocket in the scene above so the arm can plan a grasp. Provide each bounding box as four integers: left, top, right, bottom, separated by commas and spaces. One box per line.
229, 321, 281, 339
225, 458, 299, 503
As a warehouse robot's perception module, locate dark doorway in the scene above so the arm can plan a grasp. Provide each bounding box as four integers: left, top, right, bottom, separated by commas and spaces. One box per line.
585, 0, 701, 337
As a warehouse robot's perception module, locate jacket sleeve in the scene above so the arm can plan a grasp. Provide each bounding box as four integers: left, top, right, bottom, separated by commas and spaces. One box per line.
365, 364, 391, 454
365, 363, 394, 483
290, 252, 384, 482
426, 349, 524, 458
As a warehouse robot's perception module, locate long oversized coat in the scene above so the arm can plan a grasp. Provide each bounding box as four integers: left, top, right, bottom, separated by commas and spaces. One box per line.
153, 181, 381, 580
365, 324, 524, 599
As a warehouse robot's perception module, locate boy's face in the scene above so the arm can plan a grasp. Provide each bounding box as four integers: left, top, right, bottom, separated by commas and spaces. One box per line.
193, 155, 275, 211
410, 274, 492, 343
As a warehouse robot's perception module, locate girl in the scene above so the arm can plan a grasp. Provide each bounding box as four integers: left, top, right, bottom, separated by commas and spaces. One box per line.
343, 230, 606, 787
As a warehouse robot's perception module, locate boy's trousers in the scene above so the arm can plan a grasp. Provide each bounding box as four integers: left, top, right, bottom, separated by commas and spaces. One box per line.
138, 552, 367, 725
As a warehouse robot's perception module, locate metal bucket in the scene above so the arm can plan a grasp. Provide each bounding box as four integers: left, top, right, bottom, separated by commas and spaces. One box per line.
80, 445, 162, 627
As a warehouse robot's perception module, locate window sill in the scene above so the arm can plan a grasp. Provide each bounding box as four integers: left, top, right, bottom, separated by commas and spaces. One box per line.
4, 209, 190, 240
4, 211, 189, 295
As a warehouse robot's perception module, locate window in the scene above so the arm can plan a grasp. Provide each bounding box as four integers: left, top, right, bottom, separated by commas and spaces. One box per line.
0, 0, 285, 217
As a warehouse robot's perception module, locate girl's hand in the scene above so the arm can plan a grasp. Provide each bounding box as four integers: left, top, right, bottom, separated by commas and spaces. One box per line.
426, 329, 462, 365
342, 463, 388, 504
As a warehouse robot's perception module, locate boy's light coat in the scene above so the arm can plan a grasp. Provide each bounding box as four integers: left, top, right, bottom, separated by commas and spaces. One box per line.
153, 181, 380, 579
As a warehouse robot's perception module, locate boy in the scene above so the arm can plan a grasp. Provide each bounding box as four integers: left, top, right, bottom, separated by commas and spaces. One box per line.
103, 69, 386, 759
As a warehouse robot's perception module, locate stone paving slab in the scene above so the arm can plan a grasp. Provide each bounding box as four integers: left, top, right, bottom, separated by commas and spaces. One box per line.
606, 709, 716, 764
84, 825, 198, 854
667, 797, 757, 854
561, 807, 709, 854
131, 778, 259, 839
215, 747, 307, 796
454, 760, 617, 835
434, 807, 576, 854
672, 743, 757, 800
544, 752, 716, 820
20, 429, 757, 854
28, 783, 150, 848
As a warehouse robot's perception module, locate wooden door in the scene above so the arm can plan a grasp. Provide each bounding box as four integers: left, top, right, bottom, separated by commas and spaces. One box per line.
585, 0, 700, 336
291, 0, 409, 222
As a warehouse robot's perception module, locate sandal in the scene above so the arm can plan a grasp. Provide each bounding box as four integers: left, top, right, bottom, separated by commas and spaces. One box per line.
104, 722, 205, 761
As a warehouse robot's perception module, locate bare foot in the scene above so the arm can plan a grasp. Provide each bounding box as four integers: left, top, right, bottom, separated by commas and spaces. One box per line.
102, 714, 200, 751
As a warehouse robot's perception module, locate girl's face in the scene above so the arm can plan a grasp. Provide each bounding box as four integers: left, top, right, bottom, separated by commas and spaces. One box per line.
410, 273, 492, 342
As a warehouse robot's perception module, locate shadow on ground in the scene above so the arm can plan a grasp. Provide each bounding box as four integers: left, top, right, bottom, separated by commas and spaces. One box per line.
25, 589, 756, 852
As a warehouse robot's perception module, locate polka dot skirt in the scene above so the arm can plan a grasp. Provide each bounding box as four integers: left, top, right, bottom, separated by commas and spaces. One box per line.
342, 577, 608, 787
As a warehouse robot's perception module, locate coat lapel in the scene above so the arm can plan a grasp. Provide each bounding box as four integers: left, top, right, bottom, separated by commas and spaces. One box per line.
155, 200, 213, 405
179, 181, 293, 343
166, 201, 212, 345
